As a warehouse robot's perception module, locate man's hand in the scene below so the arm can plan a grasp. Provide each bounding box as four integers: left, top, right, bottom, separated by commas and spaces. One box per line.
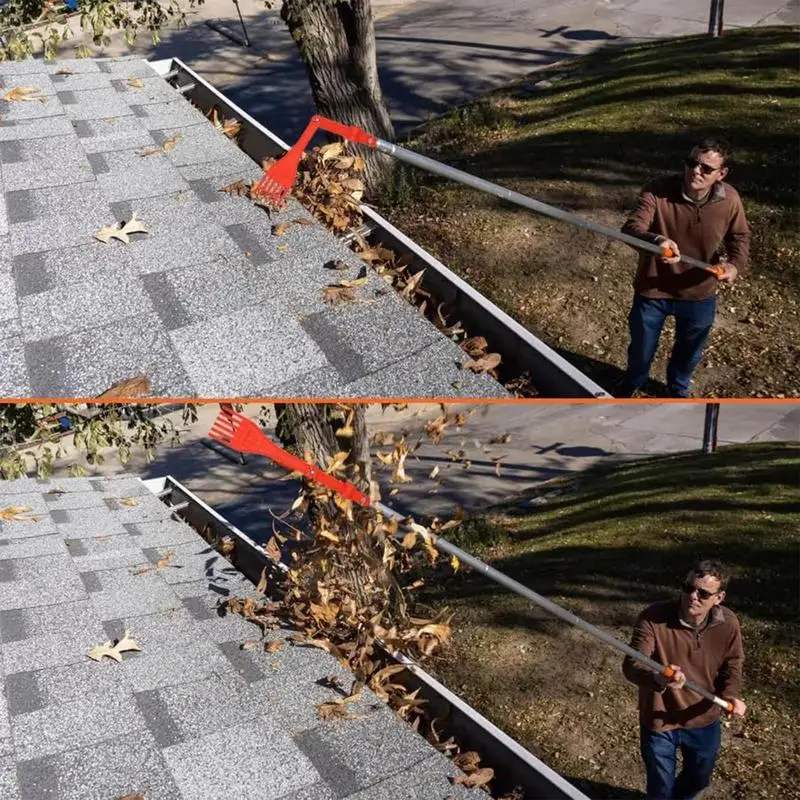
717, 263, 739, 282
657, 238, 681, 264
655, 664, 687, 690
727, 698, 747, 716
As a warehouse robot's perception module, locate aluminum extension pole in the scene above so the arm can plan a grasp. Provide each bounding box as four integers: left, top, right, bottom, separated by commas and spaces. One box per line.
376, 502, 733, 712
374, 138, 719, 275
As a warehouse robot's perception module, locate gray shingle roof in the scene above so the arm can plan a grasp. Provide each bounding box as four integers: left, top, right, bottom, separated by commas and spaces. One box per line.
0, 57, 507, 399
0, 476, 477, 799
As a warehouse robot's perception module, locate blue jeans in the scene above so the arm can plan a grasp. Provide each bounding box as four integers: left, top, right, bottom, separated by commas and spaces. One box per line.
622, 295, 716, 397
640, 721, 721, 799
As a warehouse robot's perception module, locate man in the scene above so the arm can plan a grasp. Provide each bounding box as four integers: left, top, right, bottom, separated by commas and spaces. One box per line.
619, 138, 750, 397
623, 560, 746, 799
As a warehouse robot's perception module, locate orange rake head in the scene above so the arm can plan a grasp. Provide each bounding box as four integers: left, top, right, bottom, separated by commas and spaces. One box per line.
208, 406, 371, 508
251, 114, 379, 207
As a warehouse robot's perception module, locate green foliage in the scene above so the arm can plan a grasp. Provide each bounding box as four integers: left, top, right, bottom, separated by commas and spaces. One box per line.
0, 403, 197, 479
0, 0, 202, 60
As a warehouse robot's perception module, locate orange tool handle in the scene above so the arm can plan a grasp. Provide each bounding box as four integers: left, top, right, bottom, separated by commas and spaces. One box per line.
662, 246, 726, 279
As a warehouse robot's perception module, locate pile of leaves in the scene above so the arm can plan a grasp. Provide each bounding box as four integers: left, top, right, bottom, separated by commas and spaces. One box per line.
218, 442, 516, 794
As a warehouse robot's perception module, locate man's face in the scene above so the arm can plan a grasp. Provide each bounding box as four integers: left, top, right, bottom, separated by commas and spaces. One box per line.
680, 572, 725, 619
683, 148, 728, 195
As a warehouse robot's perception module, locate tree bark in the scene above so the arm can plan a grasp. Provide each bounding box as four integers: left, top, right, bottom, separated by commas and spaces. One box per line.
274, 403, 377, 500
281, 0, 395, 197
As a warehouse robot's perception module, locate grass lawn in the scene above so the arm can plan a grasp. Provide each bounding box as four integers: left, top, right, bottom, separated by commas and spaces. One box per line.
380, 27, 800, 399
417, 442, 800, 798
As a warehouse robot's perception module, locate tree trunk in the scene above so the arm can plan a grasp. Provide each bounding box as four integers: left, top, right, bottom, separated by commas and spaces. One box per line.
281, 0, 395, 197
274, 403, 378, 500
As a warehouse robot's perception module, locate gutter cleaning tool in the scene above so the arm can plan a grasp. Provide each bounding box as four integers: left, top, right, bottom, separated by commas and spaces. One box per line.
207, 405, 734, 714
252, 114, 725, 279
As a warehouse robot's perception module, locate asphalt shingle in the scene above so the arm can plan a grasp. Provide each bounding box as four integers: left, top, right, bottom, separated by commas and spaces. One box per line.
0, 56, 510, 398
0, 475, 475, 799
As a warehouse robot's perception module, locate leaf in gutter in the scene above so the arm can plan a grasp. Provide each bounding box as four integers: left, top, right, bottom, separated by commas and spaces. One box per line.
96, 374, 151, 398
2, 86, 46, 103
264, 536, 282, 562
462, 353, 502, 374
323, 285, 359, 305
462, 335, 488, 358
400, 269, 425, 300
452, 767, 494, 789
162, 133, 182, 152
272, 223, 290, 236
126, 78, 145, 89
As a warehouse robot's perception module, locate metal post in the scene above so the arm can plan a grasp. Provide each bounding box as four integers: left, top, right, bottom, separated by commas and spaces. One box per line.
708, 0, 724, 37
702, 403, 720, 454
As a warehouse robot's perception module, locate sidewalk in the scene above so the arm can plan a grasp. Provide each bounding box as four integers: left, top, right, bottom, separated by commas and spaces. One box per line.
0, 475, 475, 800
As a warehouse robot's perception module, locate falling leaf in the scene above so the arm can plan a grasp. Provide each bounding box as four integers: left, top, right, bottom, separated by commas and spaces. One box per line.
2, 86, 46, 103
96, 375, 151, 398
118, 497, 138, 507
94, 214, 148, 245
0, 506, 41, 522
156, 550, 175, 569
162, 133, 182, 152
87, 629, 141, 662
462, 353, 502, 374
127, 78, 144, 89
452, 768, 494, 789
272, 223, 290, 236
323, 285, 359, 305
450, 554, 460, 573
265, 640, 284, 654
264, 536, 282, 562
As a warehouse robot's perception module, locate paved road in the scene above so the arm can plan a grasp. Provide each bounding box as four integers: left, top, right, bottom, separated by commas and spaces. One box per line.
40, 401, 800, 543
86, 0, 796, 139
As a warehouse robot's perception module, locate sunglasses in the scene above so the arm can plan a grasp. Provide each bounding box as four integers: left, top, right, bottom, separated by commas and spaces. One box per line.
684, 158, 720, 176
682, 582, 720, 601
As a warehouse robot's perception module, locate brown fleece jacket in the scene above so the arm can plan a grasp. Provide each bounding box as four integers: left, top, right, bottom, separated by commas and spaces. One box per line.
622, 173, 750, 301
622, 600, 744, 732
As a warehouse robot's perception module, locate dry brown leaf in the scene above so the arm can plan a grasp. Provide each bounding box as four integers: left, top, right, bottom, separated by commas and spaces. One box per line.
453, 751, 482, 772
87, 629, 141, 662
489, 433, 511, 444
265, 640, 284, 654
325, 259, 350, 271
127, 78, 144, 89
429, 466, 440, 480
452, 767, 494, 789
118, 497, 138, 507
319, 141, 343, 162
338, 276, 368, 288
264, 537, 282, 562
96, 375, 151, 398
240, 639, 261, 650
118, 795, 146, 800
156, 550, 175, 569
137, 146, 161, 157
462, 353, 502, 374
55, 67, 76, 76
462, 335, 488, 357
292, 218, 313, 226
219, 537, 236, 556
220, 179, 250, 197
94, 214, 148, 245
2, 86, 46, 103
0, 505, 41, 522
400, 269, 425, 300
162, 133, 182, 152
323, 285, 359, 305
256, 567, 268, 594
272, 223, 290, 236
